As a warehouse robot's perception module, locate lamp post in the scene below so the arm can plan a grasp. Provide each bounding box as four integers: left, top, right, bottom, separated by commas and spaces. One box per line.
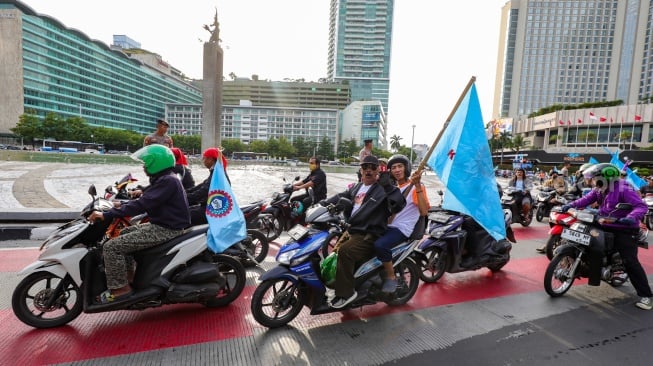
410, 124, 416, 164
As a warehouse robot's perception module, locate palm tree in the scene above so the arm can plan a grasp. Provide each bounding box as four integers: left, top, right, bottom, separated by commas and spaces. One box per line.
390, 134, 403, 151
511, 134, 529, 154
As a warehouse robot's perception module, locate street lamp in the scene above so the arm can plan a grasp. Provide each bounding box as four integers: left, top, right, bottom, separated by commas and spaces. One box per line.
410, 124, 416, 164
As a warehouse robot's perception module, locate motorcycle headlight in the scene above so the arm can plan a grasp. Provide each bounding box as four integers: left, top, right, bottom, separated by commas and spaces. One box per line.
277, 248, 301, 265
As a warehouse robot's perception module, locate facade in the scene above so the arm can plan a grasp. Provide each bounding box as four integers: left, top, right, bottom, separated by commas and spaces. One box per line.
0, 0, 202, 140
327, 0, 394, 115
222, 79, 350, 110
339, 100, 387, 149
494, 0, 653, 121
510, 103, 653, 151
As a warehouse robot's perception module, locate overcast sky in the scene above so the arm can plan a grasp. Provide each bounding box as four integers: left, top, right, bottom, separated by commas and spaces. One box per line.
23, 0, 509, 146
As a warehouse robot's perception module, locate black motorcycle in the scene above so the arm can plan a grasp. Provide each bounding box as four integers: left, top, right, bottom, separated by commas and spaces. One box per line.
501, 186, 533, 227
413, 210, 512, 283
544, 204, 649, 297
260, 176, 313, 241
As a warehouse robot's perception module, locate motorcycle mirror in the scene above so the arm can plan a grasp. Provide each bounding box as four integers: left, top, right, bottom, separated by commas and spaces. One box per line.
295, 176, 301, 181
88, 184, 97, 197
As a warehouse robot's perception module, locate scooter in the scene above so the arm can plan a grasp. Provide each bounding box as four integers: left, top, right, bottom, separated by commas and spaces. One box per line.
544, 205, 649, 297
260, 176, 314, 241
12, 185, 247, 329
643, 193, 653, 230
413, 210, 512, 283
534, 187, 569, 222
250, 199, 421, 328
104, 173, 139, 200
501, 186, 533, 227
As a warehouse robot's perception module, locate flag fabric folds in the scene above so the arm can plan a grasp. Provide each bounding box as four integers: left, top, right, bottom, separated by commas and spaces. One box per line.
205, 158, 247, 253
599, 116, 607, 122
602, 148, 647, 189
426, 84, 506, 240
635, 114, 642, 121
589, 112, 597, 120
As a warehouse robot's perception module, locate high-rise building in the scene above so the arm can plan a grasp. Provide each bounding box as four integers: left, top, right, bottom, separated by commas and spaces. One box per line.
494, 0, 653, 121
0, 0, 201, 140
327, 0, 394, 119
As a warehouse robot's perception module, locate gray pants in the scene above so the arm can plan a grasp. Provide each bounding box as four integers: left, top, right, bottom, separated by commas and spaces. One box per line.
103, 223, 184, 289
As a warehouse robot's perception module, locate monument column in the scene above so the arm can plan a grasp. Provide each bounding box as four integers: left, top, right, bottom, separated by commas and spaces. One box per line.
202, 11, 223, 151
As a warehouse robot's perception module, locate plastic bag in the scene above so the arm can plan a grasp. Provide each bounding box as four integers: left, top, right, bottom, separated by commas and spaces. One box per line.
320, 252, 338, 286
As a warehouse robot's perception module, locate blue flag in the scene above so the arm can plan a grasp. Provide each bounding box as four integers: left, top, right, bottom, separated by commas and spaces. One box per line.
205, 159, 247, 253
426, 84, 506, 240
601, 148, 646, 189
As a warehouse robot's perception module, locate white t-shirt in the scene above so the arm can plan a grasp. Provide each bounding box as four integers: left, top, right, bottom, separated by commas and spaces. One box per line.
352, 184, 372, 215
390, 183, 427, 237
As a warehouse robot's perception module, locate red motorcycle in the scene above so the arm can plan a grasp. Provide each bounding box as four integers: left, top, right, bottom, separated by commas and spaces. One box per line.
544, 207, 579, 260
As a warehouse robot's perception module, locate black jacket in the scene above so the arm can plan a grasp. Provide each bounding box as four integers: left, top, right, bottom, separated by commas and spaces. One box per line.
325, 182, 405, 237
186, 169, 213, 207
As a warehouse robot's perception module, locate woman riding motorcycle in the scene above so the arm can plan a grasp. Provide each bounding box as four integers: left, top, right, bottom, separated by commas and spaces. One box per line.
560, 163, 652, 310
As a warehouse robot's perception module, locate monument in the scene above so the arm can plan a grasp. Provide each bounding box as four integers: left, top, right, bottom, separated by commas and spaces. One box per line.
201, 10, 224, 151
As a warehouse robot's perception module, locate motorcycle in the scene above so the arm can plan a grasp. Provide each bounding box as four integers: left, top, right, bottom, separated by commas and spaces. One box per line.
501, 186, 533, 227
250, 199, 421, 328
643, 193, 653, 230
544, 206, 579, 260
413, 209, 513, 283
12, 185, 247, 329
260, 176, 314, 242
544, 205, 649, 297
241, 198, 279, 242
534, 187, 570, 222
104, 173, 139, 200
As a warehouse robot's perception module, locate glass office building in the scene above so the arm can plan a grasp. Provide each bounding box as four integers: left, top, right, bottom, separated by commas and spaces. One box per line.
0, 0, 201, 139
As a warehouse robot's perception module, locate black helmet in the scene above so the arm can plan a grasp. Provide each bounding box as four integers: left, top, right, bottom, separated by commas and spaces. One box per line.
387, 154, 411, 178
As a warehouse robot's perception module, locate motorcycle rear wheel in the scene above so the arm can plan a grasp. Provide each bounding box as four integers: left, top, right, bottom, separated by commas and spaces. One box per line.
386, 258, 420, 306
204, 254, 246, 307
417, 247, 448, 283
520, 208, 533, 227
257, 215, 282, 242
545, 234, 563, 260
544, 253, 577, 297
12, 271, 83, 329
243, 229, 269, 264
251, 278, 306, 328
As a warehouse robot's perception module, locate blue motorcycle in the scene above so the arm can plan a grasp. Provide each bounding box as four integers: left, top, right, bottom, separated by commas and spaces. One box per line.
250, 199, 422, 328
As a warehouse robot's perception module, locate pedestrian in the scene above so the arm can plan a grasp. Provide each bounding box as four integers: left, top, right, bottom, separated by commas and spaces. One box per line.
143, 118, 173, 148
560, 162, 570, 182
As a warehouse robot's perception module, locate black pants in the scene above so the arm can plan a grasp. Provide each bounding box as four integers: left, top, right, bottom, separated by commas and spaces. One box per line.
189, 204, 207, 226
608, 229, 653, 297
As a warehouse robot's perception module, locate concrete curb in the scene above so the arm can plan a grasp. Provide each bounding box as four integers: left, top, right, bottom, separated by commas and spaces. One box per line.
0, 225, 58, 241
0, 209, 79, 222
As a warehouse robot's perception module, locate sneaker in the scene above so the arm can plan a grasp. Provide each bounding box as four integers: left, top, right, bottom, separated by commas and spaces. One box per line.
381, 278, 398, 293
330, 291, 357, 309
636, 297, 652, 310
535, 245, 546, 254
325, 288, 336, 303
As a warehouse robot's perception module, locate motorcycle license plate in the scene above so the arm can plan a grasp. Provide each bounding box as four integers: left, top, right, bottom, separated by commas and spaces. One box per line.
288, 224, 309, 241
561, 228, 591, 246
429, 212, 450, 224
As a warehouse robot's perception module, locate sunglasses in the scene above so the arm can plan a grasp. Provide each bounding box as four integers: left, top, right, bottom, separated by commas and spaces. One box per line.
361, 164, 378, 170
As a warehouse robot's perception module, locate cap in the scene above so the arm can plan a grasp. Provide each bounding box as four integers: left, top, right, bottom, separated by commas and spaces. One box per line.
360, 155, 379, 166
378, 158, 388, 164
364, 139, 373, 144
156, 118, 169, 126
202, 147, 219, 160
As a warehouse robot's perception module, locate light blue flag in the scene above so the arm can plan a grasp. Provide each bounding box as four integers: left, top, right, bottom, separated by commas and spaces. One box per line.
426, 84, 506, 240
205, 159, 247, 253
610, 155, 646, 189
589, 157, 599, 164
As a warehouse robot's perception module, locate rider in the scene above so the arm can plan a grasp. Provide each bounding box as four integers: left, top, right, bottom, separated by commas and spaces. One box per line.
186, 147, 228, 226
561, 163, 652, 310
322, 155, 406, 308
88, 145, 190, 303
373, 154, 429, 292
568, 163, 594, 197
291, 156, 327, 215
171, 147, 195, 189
508, 168, 533, 218
542, 171, 567, 194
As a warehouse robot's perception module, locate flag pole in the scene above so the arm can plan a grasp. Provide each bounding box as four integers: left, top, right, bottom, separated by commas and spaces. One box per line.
416, 76, 476, 172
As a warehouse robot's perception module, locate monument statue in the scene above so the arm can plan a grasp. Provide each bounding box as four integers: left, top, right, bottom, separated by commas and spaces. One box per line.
203, 9, 221, 44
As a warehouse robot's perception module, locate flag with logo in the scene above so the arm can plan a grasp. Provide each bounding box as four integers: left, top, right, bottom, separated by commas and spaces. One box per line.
426, 83, 505, 240
205, 155, 247, 253
602, 148, 647, 189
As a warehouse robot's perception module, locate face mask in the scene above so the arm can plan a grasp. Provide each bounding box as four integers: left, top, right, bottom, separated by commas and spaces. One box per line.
309, 163, 317, 171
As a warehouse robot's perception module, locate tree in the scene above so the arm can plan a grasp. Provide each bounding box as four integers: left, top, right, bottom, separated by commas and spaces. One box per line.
292, 136, 312, 158
11, 113, 42, 146
249, 140, 267, 154
389, 134, 403, 151
511, 134, 528, 153
277, 136, 296, 159
317, 136, 333, 160
42, 112, 66, 141
220, 138, 246, 157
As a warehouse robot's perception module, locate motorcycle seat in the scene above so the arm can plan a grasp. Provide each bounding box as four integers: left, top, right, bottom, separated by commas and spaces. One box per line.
135, 225, 209, 258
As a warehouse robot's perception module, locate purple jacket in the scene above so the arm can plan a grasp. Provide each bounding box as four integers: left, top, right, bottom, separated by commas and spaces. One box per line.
570, 179, 646, 228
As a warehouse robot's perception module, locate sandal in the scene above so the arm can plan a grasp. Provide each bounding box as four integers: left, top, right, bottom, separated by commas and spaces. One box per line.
95, 289, 133, 304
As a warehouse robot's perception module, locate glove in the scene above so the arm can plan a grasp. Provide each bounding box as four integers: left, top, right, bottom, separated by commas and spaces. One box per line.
560, 204, 572, 213
318, 200, 329, 207
617, 217, 636, 226
378, 171, 394, 192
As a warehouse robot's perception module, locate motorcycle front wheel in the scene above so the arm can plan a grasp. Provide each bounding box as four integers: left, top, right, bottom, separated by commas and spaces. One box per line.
386, 258, 420, 306
243, 229, 269, 264
416, 247, 448, 283
251, 278, 306, 328
545, 234, 563, 260
535, 206, 545, 222
12, 271, 83, 329
543, 253, 577, 297
204, 254, 246, 307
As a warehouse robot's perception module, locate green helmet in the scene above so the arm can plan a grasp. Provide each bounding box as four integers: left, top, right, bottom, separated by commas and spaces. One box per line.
131, 145, 175, 175
583, 163, 620, 181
